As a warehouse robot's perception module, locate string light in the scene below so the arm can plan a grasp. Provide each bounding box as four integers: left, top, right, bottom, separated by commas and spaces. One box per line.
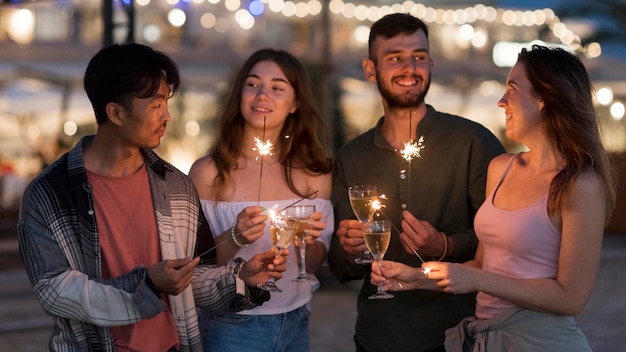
139, 1, 585, 50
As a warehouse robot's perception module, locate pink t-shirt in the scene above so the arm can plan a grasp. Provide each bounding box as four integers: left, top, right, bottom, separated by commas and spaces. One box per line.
474, 153, 561, 319
88, 165, 179, 351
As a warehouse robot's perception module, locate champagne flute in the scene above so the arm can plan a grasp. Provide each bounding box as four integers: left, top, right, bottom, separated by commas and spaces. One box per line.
348, 185, 378, 264
257, 211, 298, 292
284, 205, 316, 282
363, 219, 393, 299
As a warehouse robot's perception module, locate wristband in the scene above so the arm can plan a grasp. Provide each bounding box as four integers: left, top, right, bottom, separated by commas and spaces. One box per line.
437, 232, 448, 261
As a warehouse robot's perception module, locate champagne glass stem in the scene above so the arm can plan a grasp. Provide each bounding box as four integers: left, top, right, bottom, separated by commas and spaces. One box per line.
299, 238, 307, 276
257, 247, 283, 292
355, 221, 374, 264
270, 247, 281, 285
294, 235, 311, 281
368, 255, 393, 299
375, 257, 386, 295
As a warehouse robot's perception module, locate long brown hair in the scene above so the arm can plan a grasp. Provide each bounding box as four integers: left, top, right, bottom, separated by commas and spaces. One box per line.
518, 45, 616, 223
210, 48, 333, 201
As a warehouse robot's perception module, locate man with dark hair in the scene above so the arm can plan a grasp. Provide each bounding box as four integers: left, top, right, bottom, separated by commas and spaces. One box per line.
329, 13, 505, 352
18, 43, 286, 352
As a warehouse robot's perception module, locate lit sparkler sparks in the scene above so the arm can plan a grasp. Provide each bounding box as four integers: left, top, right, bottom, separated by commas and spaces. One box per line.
253, 137, 274, 159
267, 204, 278, 218
367, 198, 383, 222
267, 204, 281, 228
368, 194, 425, 263
400, 136, 425, 161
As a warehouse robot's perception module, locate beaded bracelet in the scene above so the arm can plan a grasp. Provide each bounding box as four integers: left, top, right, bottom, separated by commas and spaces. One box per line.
437, 232, 448, 261
231, 223, 249, 248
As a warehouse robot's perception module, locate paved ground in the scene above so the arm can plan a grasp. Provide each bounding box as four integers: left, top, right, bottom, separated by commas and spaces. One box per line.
1, 234, 625, 351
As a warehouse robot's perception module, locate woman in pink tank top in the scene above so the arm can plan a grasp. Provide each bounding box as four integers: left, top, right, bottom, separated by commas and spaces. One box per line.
370, 45, 616, 351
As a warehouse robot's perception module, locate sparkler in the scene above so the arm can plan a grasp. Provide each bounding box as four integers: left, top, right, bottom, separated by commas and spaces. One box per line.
368, 195, 424, 263
254, 116, 274, 205
398, 109, 425, 211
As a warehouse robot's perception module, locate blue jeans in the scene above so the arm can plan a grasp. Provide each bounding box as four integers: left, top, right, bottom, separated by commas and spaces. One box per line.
200, 305, 310, 352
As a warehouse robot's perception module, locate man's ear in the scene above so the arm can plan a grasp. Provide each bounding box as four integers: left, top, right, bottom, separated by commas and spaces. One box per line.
362, 59, 376, 83
105, 102, 124, 126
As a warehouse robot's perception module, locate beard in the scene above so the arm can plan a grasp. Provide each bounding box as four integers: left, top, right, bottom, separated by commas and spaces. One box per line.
376, 71, 431, 109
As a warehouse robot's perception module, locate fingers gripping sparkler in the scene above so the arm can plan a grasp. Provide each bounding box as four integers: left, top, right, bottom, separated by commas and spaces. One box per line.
368, 195, 424, 263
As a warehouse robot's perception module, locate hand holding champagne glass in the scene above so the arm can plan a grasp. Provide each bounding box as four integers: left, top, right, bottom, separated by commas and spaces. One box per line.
283, 205, 316, 282
257, 210, 297, 292
348, 185, 378, 264
363, 219, 393, 299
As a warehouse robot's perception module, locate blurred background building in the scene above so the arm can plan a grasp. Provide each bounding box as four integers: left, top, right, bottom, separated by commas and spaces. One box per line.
0, 0, 625, 219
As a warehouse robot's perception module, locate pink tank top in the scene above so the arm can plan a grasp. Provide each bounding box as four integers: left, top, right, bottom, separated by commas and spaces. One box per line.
474, 153, 561, 319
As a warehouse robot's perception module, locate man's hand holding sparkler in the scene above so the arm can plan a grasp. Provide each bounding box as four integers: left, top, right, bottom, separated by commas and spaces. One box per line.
239, 247, 289, 287
400, 210, 451, 260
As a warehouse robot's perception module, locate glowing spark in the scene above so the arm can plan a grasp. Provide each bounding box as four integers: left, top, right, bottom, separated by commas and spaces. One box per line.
267, 205, 278, 219
423, 267, 432, 277
367, 197, 385, 222
267, 205, 284, 229
400, 136, 425, 161
253, 137, 274, 158
370, 193, 425, 263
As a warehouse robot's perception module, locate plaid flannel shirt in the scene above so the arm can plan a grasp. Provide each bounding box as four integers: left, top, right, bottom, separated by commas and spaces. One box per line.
18, 135, 267, 352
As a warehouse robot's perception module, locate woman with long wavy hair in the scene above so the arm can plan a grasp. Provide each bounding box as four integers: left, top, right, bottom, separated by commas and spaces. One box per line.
189, 48, 333, 352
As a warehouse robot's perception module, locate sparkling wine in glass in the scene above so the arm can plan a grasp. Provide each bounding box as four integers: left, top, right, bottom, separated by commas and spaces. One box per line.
257, 211, 298, 292
364, 219, 393, 299
284, 205, 316, 282
348, 185, 378, 264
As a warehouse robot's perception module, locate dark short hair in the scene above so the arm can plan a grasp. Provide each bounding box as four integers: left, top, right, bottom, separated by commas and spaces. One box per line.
83, 43, 180, 124
368, 13, 429, 61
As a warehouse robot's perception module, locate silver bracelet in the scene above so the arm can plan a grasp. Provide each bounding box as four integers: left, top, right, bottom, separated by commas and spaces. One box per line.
231, 223, 249, 248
